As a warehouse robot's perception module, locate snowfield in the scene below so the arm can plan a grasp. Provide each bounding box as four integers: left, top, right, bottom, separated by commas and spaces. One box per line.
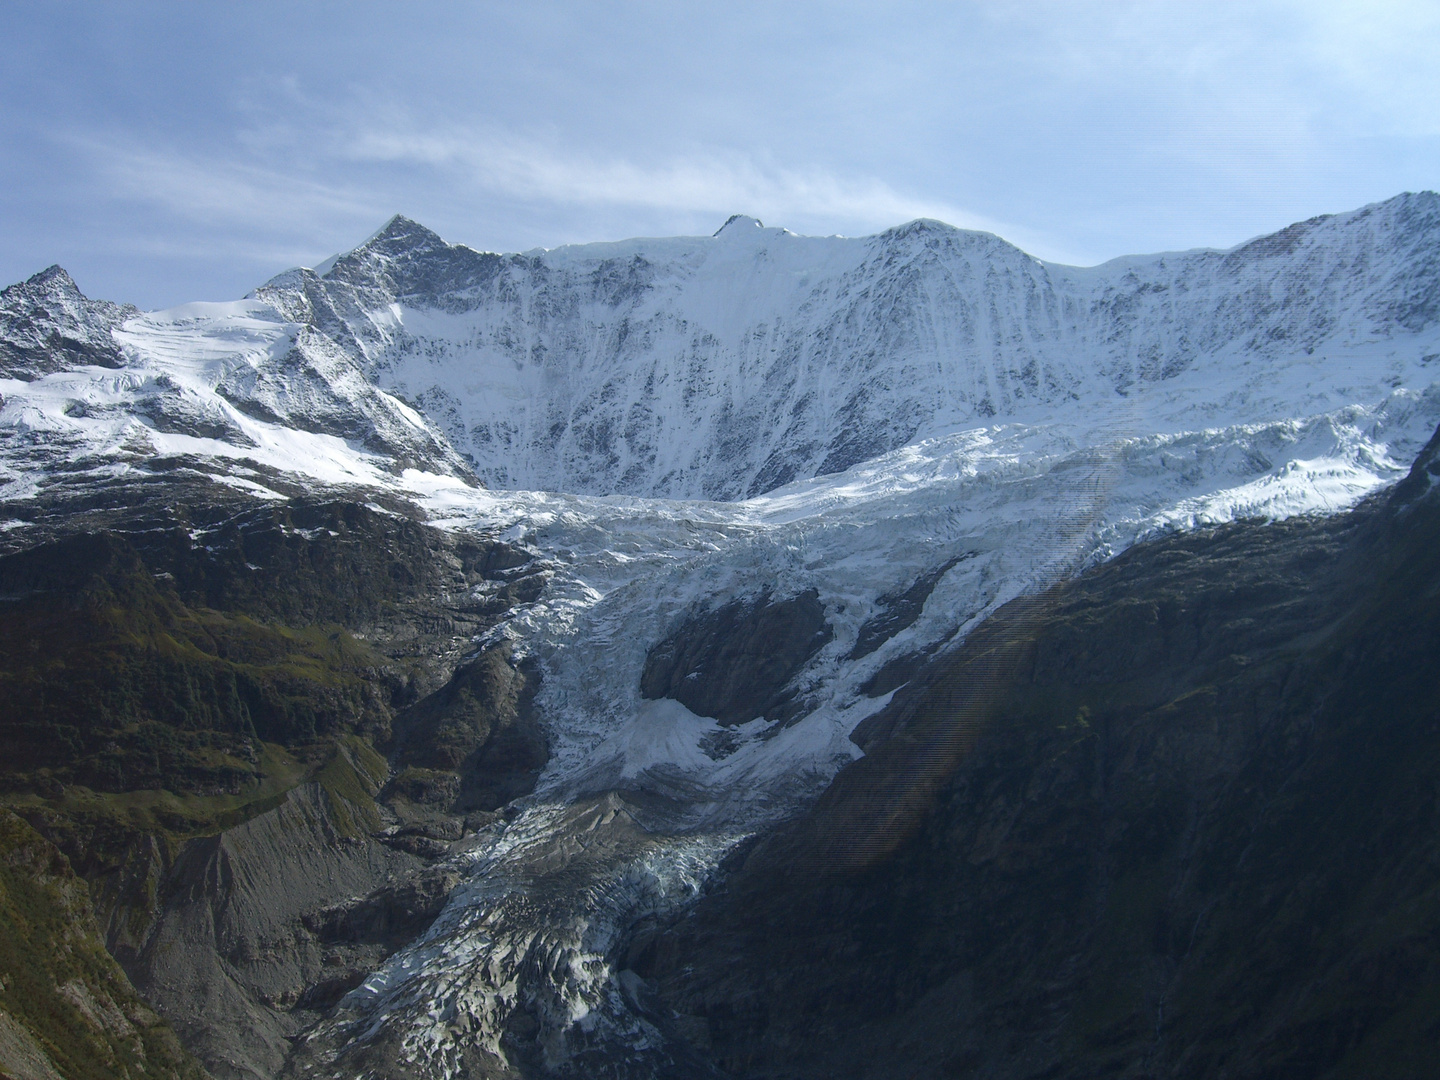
303, 371, 1439, 1078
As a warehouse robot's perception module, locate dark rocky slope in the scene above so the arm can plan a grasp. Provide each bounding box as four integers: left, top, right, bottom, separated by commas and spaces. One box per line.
0, 498, 549, 1080
640, 589, 833, 727
638, 429, 1440, 1080
0, 810, 207, 1080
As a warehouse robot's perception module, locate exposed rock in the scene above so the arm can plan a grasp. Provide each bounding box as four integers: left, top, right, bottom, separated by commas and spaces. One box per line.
0, 498, 548, 1080
389, 642, 546, 813
306, 863, 466, 952
640, 589, 833, 726
105, 781, 423, 1080
0, 265, 136, 380
847, 556, 967, 660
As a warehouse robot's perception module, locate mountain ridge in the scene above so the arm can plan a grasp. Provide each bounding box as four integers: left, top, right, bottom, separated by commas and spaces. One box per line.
242, 190, 1440, 499
1, 193, 1439, 1078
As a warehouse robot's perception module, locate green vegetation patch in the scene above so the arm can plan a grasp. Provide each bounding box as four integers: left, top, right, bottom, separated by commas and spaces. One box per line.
0, 810, 207, 1080
0, 531, 405, 797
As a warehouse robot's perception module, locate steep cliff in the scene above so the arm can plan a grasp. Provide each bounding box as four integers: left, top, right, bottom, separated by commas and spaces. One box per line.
249, 194, 1440, 498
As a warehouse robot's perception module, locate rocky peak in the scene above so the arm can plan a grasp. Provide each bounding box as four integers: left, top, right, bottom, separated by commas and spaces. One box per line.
713, 213, 765, 237
0, 264, 135, 380
349, 214, 449, 264
7, 263, 82, 300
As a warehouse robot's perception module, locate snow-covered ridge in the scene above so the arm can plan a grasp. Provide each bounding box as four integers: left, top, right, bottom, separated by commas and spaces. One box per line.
250, 191, 1440, 499
0, 266, 472, 510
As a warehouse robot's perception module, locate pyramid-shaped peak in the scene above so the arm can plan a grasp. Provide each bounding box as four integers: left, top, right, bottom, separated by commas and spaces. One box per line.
357, 215, 447, 256
714, 214, 765, 237
28, 265, 79, 290
25, 264, 82, 295
1, 264, 87, 306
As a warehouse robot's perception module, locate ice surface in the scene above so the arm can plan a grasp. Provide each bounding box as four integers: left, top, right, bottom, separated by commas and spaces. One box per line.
298, 376, 1439, 1077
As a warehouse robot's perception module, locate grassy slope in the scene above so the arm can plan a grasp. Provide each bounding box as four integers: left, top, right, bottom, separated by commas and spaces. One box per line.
0, 810, 208, 1080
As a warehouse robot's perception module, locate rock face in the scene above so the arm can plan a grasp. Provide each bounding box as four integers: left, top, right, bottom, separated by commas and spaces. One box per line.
847, 556, 967, 661
0, 266, 137, 380
390, 642, 547, 813
0, 498, 550, 1080
639, 590, 833, 726
637, 441, 1440, 1079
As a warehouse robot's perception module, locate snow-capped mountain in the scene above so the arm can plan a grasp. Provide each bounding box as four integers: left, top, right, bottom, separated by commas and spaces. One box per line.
2, 194, 1439, 1080
0, 264, 471, 522
248, 192, 1440, 499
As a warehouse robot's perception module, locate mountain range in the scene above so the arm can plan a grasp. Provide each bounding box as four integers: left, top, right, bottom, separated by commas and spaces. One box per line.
0, 193, 1438, 1079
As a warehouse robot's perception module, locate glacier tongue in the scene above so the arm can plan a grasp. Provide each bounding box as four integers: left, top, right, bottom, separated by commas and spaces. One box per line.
256, 198, 1440, 1077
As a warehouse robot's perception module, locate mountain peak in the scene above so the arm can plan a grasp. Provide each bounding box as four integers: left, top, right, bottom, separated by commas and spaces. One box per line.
3, 264, 83, 303
355, 215, 447, 258
27, 264, 79, 291
714, 214, 765, 238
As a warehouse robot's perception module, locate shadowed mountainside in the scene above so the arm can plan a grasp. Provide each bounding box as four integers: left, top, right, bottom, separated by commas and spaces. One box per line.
0, 499, 550, 1080
638, 425, 1440, 1080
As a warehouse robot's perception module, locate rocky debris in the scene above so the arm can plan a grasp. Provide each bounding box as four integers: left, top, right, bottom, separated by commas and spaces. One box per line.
99, 781, 423, 1080
640, 589, 833, 726
637, 447, 1440, 1079
282, 792, 721, 1080
306, 863, 465, 953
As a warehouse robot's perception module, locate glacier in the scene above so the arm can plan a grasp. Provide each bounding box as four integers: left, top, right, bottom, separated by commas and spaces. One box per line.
2, 192, 1439, 1077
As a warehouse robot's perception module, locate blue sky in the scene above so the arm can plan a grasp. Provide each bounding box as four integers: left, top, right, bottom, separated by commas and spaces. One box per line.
2, 1, 1437, 308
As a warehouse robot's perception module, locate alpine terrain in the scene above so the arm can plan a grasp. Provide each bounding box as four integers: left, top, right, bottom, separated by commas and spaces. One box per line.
0, 191, 1438, 1079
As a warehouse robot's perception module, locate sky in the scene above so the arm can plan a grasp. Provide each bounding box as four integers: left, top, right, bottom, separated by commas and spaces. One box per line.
1, 1, 1437, 309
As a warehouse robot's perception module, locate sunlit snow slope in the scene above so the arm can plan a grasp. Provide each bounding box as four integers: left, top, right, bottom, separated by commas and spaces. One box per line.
250, 193, 1440, 500
0, 265, 471, 514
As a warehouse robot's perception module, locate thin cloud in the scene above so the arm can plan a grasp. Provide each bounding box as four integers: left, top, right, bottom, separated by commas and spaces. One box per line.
347, 126, 996, 237
66, 133, 384, 240
66, 119, 1016, 256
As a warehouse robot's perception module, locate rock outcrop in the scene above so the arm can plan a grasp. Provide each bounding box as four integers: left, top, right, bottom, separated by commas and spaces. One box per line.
640, 590, 832, 726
